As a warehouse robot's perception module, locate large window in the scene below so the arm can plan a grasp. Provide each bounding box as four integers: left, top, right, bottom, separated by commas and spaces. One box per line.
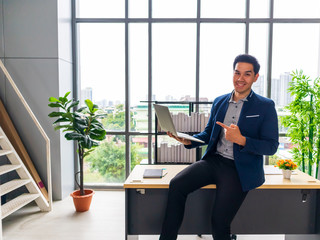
199, 23, 245, 101
153, 23, 197, 101
73, 0, 320, 186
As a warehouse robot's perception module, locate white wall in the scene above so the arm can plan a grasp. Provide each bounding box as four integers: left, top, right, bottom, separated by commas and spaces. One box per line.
0, 0, 74, 200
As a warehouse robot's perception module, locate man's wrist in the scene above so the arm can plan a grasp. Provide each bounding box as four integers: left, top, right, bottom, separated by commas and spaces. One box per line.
238, 136, 246, 146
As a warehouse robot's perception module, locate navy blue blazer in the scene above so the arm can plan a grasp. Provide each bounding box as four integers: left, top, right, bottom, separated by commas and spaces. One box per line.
186, 90, 279, 192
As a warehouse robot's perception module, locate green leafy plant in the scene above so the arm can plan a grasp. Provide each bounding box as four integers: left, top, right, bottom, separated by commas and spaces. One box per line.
48, 92, 107, 195
281, 70, 320, 177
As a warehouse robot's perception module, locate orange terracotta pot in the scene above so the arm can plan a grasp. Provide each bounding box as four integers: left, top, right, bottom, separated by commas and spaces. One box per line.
70, 189, 95, 212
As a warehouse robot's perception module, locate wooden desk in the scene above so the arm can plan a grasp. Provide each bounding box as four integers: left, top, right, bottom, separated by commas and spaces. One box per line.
124, 165, 320, 240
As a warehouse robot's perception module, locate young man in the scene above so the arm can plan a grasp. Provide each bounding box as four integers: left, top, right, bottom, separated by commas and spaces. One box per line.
160, 54, 279, 240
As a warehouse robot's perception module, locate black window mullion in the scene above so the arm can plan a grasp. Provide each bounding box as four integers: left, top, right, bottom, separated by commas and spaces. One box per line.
125, 0, 131, 177
245, 0, 250, 53
267, 0, 274, 99
195, 0, 201, 112
264, 0, 275, 165
71, 0, 79, 190
148, 0, 153, 164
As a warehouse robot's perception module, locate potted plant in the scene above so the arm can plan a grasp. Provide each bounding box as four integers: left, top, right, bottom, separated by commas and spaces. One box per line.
48, 92, 106, 211
274, 159, 298, 179
281, 70, 320, 178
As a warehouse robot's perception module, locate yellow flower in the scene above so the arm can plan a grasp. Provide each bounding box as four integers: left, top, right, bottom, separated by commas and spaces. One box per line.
276, 159, 298, 170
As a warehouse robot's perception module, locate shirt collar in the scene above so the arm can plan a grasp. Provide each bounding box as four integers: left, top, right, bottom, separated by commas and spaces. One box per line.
229, 90, 249, 103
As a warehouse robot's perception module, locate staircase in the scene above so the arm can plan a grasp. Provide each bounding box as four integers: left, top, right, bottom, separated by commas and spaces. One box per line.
0, 127, 50, 219
0, 59, 52, 240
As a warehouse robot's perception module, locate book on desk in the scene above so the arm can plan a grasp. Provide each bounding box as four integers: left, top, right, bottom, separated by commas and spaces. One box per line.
143, 169, 166, 178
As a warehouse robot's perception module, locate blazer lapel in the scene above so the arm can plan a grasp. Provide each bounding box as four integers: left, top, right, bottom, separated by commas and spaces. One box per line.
212, 93, 231, 141
238, 90, 254, 126
216, 93, 231, 123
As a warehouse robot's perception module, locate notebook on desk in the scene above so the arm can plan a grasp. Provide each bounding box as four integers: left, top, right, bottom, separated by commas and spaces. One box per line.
153, 104, 204, 143
143, 169, 164, 178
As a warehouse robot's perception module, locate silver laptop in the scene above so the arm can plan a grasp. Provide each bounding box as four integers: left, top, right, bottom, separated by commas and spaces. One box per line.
153, 104, 204, 143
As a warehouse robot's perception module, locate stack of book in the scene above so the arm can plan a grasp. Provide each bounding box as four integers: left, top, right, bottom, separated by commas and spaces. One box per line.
157, 143, 197, 163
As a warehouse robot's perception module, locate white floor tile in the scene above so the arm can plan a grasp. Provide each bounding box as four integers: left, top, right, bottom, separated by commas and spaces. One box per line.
2, 191, 285, 240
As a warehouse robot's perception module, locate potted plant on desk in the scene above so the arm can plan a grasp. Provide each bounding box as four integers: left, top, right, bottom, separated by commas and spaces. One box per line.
275, 159, 298, 179
48, 92, 107, 211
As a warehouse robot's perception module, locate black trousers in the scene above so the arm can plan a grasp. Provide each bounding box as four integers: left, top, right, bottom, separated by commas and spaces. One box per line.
159, 154, 248, 240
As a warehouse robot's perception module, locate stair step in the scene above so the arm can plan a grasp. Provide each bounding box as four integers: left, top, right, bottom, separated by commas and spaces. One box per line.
0, 126, 51, 217
0, 179, 31, 196
1, 193, 40, 219
0, 149, 12, 156
0, 164, 21, 175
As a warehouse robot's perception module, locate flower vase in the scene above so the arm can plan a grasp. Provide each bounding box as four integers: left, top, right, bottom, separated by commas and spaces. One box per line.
282, 169, 292, 179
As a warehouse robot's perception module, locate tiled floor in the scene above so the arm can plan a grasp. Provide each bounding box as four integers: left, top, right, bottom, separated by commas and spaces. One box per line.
2, 191, 284, 240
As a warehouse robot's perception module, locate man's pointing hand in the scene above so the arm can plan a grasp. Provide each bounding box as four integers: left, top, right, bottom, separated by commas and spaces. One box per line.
216, 121, 246, 146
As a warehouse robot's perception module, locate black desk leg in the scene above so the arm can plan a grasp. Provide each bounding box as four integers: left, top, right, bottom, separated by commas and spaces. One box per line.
285, 235, 320, 240
125, 189, 139, 240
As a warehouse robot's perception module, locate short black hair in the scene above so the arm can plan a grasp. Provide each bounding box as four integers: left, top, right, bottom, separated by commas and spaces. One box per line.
233, 54, 260, 74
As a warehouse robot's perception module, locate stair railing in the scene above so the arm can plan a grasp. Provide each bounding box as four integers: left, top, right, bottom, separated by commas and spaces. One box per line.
0, 59, 52, 211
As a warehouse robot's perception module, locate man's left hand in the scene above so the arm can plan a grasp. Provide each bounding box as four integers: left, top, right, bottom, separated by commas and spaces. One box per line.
216, 121, 246, 146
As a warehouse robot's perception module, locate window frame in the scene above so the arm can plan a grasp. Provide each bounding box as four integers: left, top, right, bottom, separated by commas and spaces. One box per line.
71, 0, 320, 188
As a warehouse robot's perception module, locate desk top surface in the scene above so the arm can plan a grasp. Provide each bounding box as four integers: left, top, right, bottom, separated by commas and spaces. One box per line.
124, 164, 320, 189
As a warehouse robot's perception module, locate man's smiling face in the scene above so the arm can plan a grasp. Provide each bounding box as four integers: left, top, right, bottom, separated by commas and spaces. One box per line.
233, 62, 259, 98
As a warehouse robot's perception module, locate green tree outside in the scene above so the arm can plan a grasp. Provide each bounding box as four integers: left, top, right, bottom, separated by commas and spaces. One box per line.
84, 104, 142, 183
269, 153, 281, 166
85, 139, 142, 183
102, 104, 136, 131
